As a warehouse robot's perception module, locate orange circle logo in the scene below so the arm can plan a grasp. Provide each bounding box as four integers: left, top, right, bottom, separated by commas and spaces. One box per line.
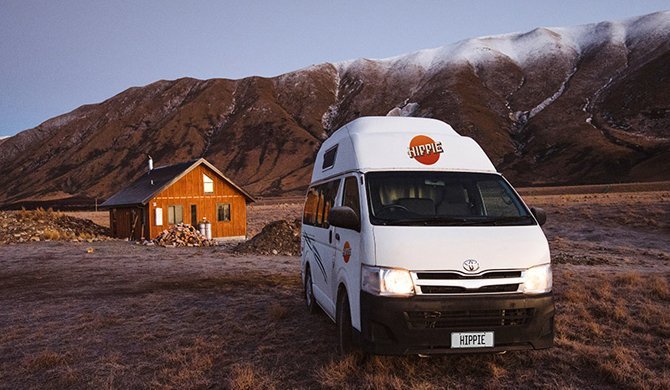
343, 241, 351, 263
408, 135, 443, 165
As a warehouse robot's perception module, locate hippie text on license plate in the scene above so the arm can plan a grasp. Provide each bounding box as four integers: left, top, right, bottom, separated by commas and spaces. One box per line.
451, 332, 494, 348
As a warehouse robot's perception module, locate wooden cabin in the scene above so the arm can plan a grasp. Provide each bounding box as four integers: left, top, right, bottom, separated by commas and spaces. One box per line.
101, 158, 254, 240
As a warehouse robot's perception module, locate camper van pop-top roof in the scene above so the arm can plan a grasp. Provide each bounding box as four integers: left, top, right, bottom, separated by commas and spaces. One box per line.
311, 117, 496, 183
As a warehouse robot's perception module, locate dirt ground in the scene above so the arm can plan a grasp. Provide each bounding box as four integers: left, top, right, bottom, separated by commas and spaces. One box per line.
2, 191, 669, 389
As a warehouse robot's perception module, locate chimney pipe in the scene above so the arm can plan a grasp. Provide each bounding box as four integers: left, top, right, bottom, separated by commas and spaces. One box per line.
148, 155, 153, 173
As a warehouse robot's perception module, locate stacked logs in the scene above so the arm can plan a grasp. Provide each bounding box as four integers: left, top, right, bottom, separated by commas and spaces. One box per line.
153, 223, 215, 247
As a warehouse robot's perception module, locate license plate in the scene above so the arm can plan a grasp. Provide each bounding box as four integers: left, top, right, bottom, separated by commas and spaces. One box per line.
451, 331, 494, 348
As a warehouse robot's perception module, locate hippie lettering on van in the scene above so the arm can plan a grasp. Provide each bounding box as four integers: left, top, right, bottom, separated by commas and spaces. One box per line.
407, 135, 443, 165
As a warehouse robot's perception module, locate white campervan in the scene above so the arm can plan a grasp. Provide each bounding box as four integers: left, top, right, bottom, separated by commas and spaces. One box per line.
301, 117, 554, 355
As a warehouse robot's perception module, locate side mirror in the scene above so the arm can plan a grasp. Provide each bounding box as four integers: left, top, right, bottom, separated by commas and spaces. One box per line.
328, 206, 360, 231
530, 207, 547, 226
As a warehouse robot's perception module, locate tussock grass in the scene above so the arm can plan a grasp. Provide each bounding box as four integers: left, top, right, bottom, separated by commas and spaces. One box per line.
228, 363, 277, 390
614, 271, 643, 286
268, 302, 288, 321
41, 228, 62, 240
150, 337, 214, 389
16, 207, 63, 221
597, 346, 656, 388
23, 350, 70, 370
315, 354, 359, 388
649, 275, 669, 300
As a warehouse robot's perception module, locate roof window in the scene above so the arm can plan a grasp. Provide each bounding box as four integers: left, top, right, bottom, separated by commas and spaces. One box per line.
322, 144, 338, 170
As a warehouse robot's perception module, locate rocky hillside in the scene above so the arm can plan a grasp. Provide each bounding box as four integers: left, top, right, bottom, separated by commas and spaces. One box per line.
1, 11, 668, 207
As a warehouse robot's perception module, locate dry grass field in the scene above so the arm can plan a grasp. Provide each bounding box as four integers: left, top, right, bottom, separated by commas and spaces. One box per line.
2, 190, 669, 389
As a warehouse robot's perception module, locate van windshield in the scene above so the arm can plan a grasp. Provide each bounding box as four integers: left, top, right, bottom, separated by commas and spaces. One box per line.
365, 171, 534, 226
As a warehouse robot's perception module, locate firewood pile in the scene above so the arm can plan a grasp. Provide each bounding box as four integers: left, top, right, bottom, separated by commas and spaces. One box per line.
235, 219, 301, 256
153, 223, 215, 247
0, 209, 111, 244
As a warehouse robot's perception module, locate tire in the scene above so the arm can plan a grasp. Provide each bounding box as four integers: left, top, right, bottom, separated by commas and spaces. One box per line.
336, 288, 354, 354
305, 267, 318, 314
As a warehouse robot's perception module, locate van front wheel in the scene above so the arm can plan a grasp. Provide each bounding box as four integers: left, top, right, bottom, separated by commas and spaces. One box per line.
336, 289, 354, 354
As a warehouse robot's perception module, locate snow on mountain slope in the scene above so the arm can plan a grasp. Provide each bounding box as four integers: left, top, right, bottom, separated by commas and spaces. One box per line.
337, 10, 669, 72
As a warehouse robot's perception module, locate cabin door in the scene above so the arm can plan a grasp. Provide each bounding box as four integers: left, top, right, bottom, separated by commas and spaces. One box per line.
191, 205, 198, 226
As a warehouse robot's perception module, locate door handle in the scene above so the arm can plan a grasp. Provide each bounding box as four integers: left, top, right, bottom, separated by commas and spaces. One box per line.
335, 233, 340, 241
329, 230, 332, 244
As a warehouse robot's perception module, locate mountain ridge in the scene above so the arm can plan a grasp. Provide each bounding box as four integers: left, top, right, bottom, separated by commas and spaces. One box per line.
1, 11, 668, 207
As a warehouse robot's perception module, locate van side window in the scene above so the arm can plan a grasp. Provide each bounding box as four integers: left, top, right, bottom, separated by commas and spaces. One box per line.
303, 180, 340, 228
316, 191, 325, 225
342, 176, 360, 218
319, 180, 339, 228
303, 188, 319, 225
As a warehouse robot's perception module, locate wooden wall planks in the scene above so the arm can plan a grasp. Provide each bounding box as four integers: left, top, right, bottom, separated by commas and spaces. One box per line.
147, 165, 247, 239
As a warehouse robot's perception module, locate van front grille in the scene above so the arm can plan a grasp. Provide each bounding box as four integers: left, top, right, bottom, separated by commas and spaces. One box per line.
405, 308, 534, 329
412, 269, 523, 295
416, 271, 521, 280
419, 284, 519, 294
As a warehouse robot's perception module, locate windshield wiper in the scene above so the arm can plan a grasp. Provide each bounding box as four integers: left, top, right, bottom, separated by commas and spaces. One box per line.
470, 215, 535, 226
376, 215, 534, 226
378, 216, 485, 226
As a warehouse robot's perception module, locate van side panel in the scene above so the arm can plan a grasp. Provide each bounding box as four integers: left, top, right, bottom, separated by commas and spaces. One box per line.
301, 180, 341, 319
331, 174, 366, 331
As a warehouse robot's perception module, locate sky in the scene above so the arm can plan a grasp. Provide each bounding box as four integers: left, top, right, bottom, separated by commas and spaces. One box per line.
1, 0, 668, 137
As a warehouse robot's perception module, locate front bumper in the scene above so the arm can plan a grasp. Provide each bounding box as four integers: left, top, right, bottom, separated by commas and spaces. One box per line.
359, 292, 554, 355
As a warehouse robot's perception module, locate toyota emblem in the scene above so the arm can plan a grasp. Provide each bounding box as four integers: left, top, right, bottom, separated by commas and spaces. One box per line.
463, 259, 480, 272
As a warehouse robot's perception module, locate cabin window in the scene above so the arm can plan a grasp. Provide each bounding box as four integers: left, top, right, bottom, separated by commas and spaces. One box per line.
203, 174, 214, 193
322, 144, 338, 170
155, 207, 163, 226
168, 205, 183, 224
217, 203, 231, 222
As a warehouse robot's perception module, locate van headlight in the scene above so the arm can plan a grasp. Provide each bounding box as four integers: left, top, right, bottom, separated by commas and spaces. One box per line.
361, 265, 415, 297
521, 264, 552, 294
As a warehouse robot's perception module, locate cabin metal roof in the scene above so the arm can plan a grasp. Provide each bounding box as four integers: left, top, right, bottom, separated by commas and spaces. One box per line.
100, 158, 255, 208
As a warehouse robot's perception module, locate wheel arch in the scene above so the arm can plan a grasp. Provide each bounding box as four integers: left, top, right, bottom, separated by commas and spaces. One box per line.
335, 266, 361, 330
337, 281, 348, 300
336, 280, 358, 328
